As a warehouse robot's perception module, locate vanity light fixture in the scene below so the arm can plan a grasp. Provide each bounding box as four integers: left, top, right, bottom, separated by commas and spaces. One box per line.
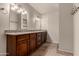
36, 17, 40, 21
22, 10, 27, 15
24, 11, 27, 14
11, 4, 18, 11
22, 11, 25, 15
10, 3, 28, 15
17, 8, 23, 13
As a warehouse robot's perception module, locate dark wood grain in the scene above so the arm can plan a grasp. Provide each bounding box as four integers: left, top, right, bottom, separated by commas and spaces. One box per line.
7, 35, 16, 56
6, 31, 47, 56
16, 40, 28, 56
29, 33, 36, 54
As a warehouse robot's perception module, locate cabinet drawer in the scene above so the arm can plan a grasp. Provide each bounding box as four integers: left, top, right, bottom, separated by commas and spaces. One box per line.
17, 35, 29, 42
37, 33, 41, 36
30, 33, 36, 39
37, 33, 41, 41
37, 36, 41, 40
37, 33, 41, 38
17, 40, 27, 45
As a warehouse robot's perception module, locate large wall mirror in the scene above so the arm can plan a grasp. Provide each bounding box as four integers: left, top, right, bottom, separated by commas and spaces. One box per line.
9, 3, 41, 31
9, 3, 28, 30
33, 16, 41, 30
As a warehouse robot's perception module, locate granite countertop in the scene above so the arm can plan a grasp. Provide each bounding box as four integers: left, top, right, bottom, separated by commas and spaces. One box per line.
5, 30, 46, 35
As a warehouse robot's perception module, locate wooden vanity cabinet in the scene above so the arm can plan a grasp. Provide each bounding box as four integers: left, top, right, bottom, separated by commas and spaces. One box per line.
6, 31, 47, 56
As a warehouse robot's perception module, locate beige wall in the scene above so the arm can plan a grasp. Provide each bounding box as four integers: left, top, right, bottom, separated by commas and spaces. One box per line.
59, 3, 73, 53
41, 5, 59, 43
0, 3, 9, 55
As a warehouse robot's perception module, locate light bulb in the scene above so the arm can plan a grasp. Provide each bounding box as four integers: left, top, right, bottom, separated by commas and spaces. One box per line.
22, 11, 27, 15
11, 7, 15, 10
36, 17, 40, 21
22, 12, 25, 15
17, 8, 23, 13
24, 11, 27, 14
14, 5, 18, 9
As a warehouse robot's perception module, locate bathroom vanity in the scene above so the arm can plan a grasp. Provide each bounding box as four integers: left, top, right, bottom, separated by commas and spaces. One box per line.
5, 3, 43, 56
6, 31, 47, 56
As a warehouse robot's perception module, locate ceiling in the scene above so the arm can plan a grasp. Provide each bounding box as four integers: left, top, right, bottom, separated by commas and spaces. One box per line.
29, 3, 59, 14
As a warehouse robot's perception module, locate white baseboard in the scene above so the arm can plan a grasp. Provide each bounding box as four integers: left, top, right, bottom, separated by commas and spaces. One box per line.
57, 48, 73, 56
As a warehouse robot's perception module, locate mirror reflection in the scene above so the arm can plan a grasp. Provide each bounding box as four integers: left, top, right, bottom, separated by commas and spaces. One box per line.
9, 3, 41, 31
9, 3, 28, 30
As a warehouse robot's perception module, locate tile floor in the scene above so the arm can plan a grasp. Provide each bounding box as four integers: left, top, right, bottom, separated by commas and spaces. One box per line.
31, 42, 72, 56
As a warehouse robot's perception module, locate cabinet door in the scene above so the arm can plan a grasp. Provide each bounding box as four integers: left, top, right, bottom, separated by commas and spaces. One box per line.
30, 39, 35, 53
30, 33, 36, 53
17, 40, 28, 56
41, 32, 45, 43
44, 32, 47, 42
41, 32, 47, 43
37, 33, 42, 47
7, 35, 16, 56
